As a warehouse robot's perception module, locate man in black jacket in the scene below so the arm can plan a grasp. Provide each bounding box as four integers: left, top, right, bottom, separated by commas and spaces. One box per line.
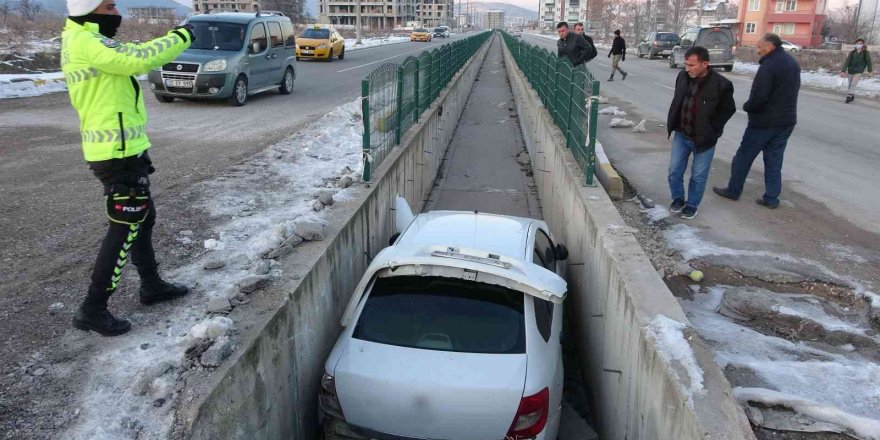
714, 33, 800, 209
607, 29, 628, 81
666, 46, 736, 219
556, 22, 592, 66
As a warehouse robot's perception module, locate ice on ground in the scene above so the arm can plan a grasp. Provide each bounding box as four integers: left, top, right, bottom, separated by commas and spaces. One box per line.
344, 36, 410, 50
608, 118, 635, 128
62, 100, 364, 440
641, 205, 670, 224
190, 316, 233, 340
734, 388, 880, 440
0, 72, 65, 99
683, 287, 880, 426
645, 315, 705, 407
734, 61, 880, 96
598, 106, 627, 116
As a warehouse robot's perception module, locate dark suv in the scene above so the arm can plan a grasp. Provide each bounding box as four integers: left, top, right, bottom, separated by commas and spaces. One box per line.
669, 26, 735, 71
637, 32, 679, 59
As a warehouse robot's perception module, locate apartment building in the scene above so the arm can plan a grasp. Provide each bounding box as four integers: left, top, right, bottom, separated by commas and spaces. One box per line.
737, 0, 826, 47
128, 6, 177, 22
193, 0, 261, 13
319, 0, 418, 29
486, 9, 504, 28
540, 0, 588, 31
418, 0, 454, 28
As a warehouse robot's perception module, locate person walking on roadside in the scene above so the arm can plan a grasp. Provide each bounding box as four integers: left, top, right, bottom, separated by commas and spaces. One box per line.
557, 21, 594, 67
713, 33, 800, 210
840, 38, 873, 103
608, 30, 628, 81
666, 47, 736, 219
62, 0, 195, 335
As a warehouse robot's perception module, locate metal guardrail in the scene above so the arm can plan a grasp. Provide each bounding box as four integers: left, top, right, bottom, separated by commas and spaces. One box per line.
501, 31, 600, 186
361, 31, 492, 181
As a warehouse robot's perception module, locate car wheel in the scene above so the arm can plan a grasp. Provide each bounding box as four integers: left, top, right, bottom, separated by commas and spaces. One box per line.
669, 55, 677, 68
279, 68, 294, 95
229, 75, 247, 107
338, 47, 345, 60
723, 65, 733, 72
155, 94, 174, 103
327, 51, 333, 62
296, 56, 300, 61
648, 50, 656, 60
637, 47, 643, 58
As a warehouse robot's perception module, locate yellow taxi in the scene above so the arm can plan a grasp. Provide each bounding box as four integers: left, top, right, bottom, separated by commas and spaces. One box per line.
296, 26, 345, 61
410, 28, 432, 42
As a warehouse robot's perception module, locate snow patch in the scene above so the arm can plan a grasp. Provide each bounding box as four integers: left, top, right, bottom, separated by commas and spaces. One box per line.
344, 36, 410, 51
734, 61, 880, 97
641, 205, 670, 224
0, 72, 65, 99
645, 315, 705, 406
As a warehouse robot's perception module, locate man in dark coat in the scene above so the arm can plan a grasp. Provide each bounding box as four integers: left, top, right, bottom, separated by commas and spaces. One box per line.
666, 46, 736, 219
607, 29, 628, 81
556, 21, 592, 66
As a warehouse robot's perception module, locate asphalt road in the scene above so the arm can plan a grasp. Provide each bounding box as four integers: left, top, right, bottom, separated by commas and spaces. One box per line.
521, 33, 880, 288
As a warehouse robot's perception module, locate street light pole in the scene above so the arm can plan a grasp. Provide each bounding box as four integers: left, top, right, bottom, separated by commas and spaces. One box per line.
356, 0, 362, 44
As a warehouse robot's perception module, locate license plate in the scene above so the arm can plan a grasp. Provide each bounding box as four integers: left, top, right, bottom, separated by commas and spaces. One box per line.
165, 79, 193, 88
302, 50, 313, 54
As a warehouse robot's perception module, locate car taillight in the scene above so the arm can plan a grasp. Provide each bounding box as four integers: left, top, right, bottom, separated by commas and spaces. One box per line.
653, 42, 659, 47
319, 372, 345, 420
506, 388, 549, 439
732, 45, 737, 55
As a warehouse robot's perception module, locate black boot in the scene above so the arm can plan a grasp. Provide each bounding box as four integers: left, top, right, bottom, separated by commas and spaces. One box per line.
72, 290, 131, 336
137, 266, 190, 305
845, 94, 854, 103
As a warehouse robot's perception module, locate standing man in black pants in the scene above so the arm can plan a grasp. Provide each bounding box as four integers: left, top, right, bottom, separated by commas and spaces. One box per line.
608, 29, 628, 81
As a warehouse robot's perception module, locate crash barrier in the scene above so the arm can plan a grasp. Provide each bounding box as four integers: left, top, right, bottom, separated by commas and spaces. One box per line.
176, 34, 494, 440
501, 31, 600, 186
361, 31, 492, 180
500, 39, 757, 440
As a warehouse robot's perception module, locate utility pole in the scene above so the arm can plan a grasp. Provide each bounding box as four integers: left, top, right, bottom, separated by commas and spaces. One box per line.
355, 0, 362, 44
697, 0, 704, 26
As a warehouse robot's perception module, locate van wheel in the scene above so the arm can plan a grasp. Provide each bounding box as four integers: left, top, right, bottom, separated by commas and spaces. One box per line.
669, 55, 678, 68
338, 47, 345, 60
230, 76, 248, 106
723, 65, 733, 72
280, 68, 294, 95
155, 94, 174, 103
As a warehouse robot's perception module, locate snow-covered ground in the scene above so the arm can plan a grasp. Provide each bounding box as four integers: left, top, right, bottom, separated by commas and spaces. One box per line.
0, 72, 65, 99
345, 35, 410, 51
61, 100, 364, 439
734, 61, 880, 97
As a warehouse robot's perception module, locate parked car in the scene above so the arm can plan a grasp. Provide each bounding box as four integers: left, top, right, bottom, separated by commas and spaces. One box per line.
320, 197, 569, 440
411, 28, 432, 42
637, 31, 680, 59
296, 25, 345, 61
781, 40, 802, 52
669, 25, 736, 71
147, 12, 297, 107
432, 27, 449, 38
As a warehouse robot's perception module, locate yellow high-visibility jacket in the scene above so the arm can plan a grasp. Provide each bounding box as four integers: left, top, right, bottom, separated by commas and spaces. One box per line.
61, 19, 192, 161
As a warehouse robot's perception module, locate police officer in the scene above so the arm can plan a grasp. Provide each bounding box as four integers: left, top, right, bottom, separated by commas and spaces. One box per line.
62, 0, 194, 336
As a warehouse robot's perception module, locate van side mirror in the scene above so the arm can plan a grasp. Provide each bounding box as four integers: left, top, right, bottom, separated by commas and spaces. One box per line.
555, 244, 569, 261
389, 232, 401, 246
251, 42, 261, 54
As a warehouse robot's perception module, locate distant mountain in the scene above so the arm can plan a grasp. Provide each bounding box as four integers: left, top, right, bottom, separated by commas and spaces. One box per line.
32, 0, 192, 16
466, 2, 538, 20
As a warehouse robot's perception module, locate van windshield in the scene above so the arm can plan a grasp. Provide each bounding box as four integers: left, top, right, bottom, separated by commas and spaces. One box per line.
301, 28, 330, 39
189, 22, 245, 51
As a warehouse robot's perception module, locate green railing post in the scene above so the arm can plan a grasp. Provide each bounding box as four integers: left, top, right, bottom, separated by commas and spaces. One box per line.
586, 79, 600, 186
413, 58, 420, 123
361, 79, 371, 182
395, 66, 403, 145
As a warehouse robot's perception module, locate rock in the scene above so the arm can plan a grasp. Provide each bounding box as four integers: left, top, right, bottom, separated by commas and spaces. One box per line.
273, 222, 296, 239
204, 239, 225, 251
31, 367, 46, 377
294, 221, 325, 241
633, 119, 647, 133
152, 398, 166, 408
190, 316, 234, 340
337, 175, 354, 189
202, 258, 226, 270
200, 336, 233, 367
515, 151, 530, 166
48, 302, 64, 314
134, 361, 176, 396
229, 254, 251, 270
311, 199, 325, 212
317, 190, 335, 206
206, 296, 232, 314
238, 275, 270, 294
252, 260, 271, 275
140, 343, 150, 350
265, 235, 303, 259
608, 118, 635, 128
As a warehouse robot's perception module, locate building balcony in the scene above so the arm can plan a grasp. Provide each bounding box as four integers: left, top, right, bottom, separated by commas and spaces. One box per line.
767, 11, 818, 23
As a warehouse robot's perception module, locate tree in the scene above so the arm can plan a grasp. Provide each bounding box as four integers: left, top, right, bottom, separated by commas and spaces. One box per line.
1, 0, 10, 25
260, 0, 305, 24
17, 0, 41, 21
826, 1, 872, 42
622, 0, 652, 40
667, 0, 695, 33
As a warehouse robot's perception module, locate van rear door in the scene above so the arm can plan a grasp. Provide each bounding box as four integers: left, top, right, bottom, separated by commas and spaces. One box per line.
266, 21, 286, 85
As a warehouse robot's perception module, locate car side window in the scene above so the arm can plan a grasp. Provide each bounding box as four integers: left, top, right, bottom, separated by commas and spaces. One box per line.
280, 20, 296, 47
534, 229, 556, 272
534, 297, 553, 343
249, 23, 268, 54
268, 21, 284, 48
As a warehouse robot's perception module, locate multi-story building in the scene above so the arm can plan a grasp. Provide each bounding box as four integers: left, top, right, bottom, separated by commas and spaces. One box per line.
737, 0, 826, 47
193, 0, 261, 13
486, 9, 504, 28
540, 0, 589, 31
684, 0, 730, 28
417, 0, 454, 28
319, 0, 418, 29
128, 6, 177, 22
858, 0, 880, 43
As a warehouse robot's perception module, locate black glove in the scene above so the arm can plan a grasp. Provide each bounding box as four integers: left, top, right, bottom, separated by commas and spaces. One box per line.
173, 24, 195, 43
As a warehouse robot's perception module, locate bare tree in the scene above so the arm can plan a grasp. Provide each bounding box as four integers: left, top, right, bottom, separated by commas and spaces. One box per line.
667, 0, 695, 33
17, 0, 42, 21
826, 1, 872, 42
261, 0, 306, 23
622, 0, 651, 41
1, 0, 11, 25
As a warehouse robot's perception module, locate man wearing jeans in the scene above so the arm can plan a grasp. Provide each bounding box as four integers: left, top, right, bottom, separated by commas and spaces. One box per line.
714, 33, 800, 209
666, 46, 736, 219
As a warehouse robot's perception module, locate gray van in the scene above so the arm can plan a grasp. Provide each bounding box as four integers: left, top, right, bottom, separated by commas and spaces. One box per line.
147, 11, 297, 106
669, 26, 736, 72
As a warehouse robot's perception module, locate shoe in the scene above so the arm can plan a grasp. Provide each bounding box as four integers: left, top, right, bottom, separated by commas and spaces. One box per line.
72, 306, 131, 336
680, 205, 698, 219
755, 198, 779, 209
713, 186, 739, 201
845, 94, 854, 103
607, 76, 614, 82
139, 279, 190, 305
622, 72, 628, 80
669, 198, 686, 213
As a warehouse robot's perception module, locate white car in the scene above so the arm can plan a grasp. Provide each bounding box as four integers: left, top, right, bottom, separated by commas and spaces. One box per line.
320, 197, 569, 440
781, 40, 802, 52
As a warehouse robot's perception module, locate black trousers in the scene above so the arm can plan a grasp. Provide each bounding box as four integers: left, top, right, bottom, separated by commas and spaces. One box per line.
85, 153, 158, 306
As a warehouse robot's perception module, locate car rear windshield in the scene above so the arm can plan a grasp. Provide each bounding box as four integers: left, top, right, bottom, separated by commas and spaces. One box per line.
415, 28, 428, 32
697, 29, 733, 47
301, 28, 330, 39
189, 22, 245, 51
353, 275, 526, 354
656, 33, 678, 41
